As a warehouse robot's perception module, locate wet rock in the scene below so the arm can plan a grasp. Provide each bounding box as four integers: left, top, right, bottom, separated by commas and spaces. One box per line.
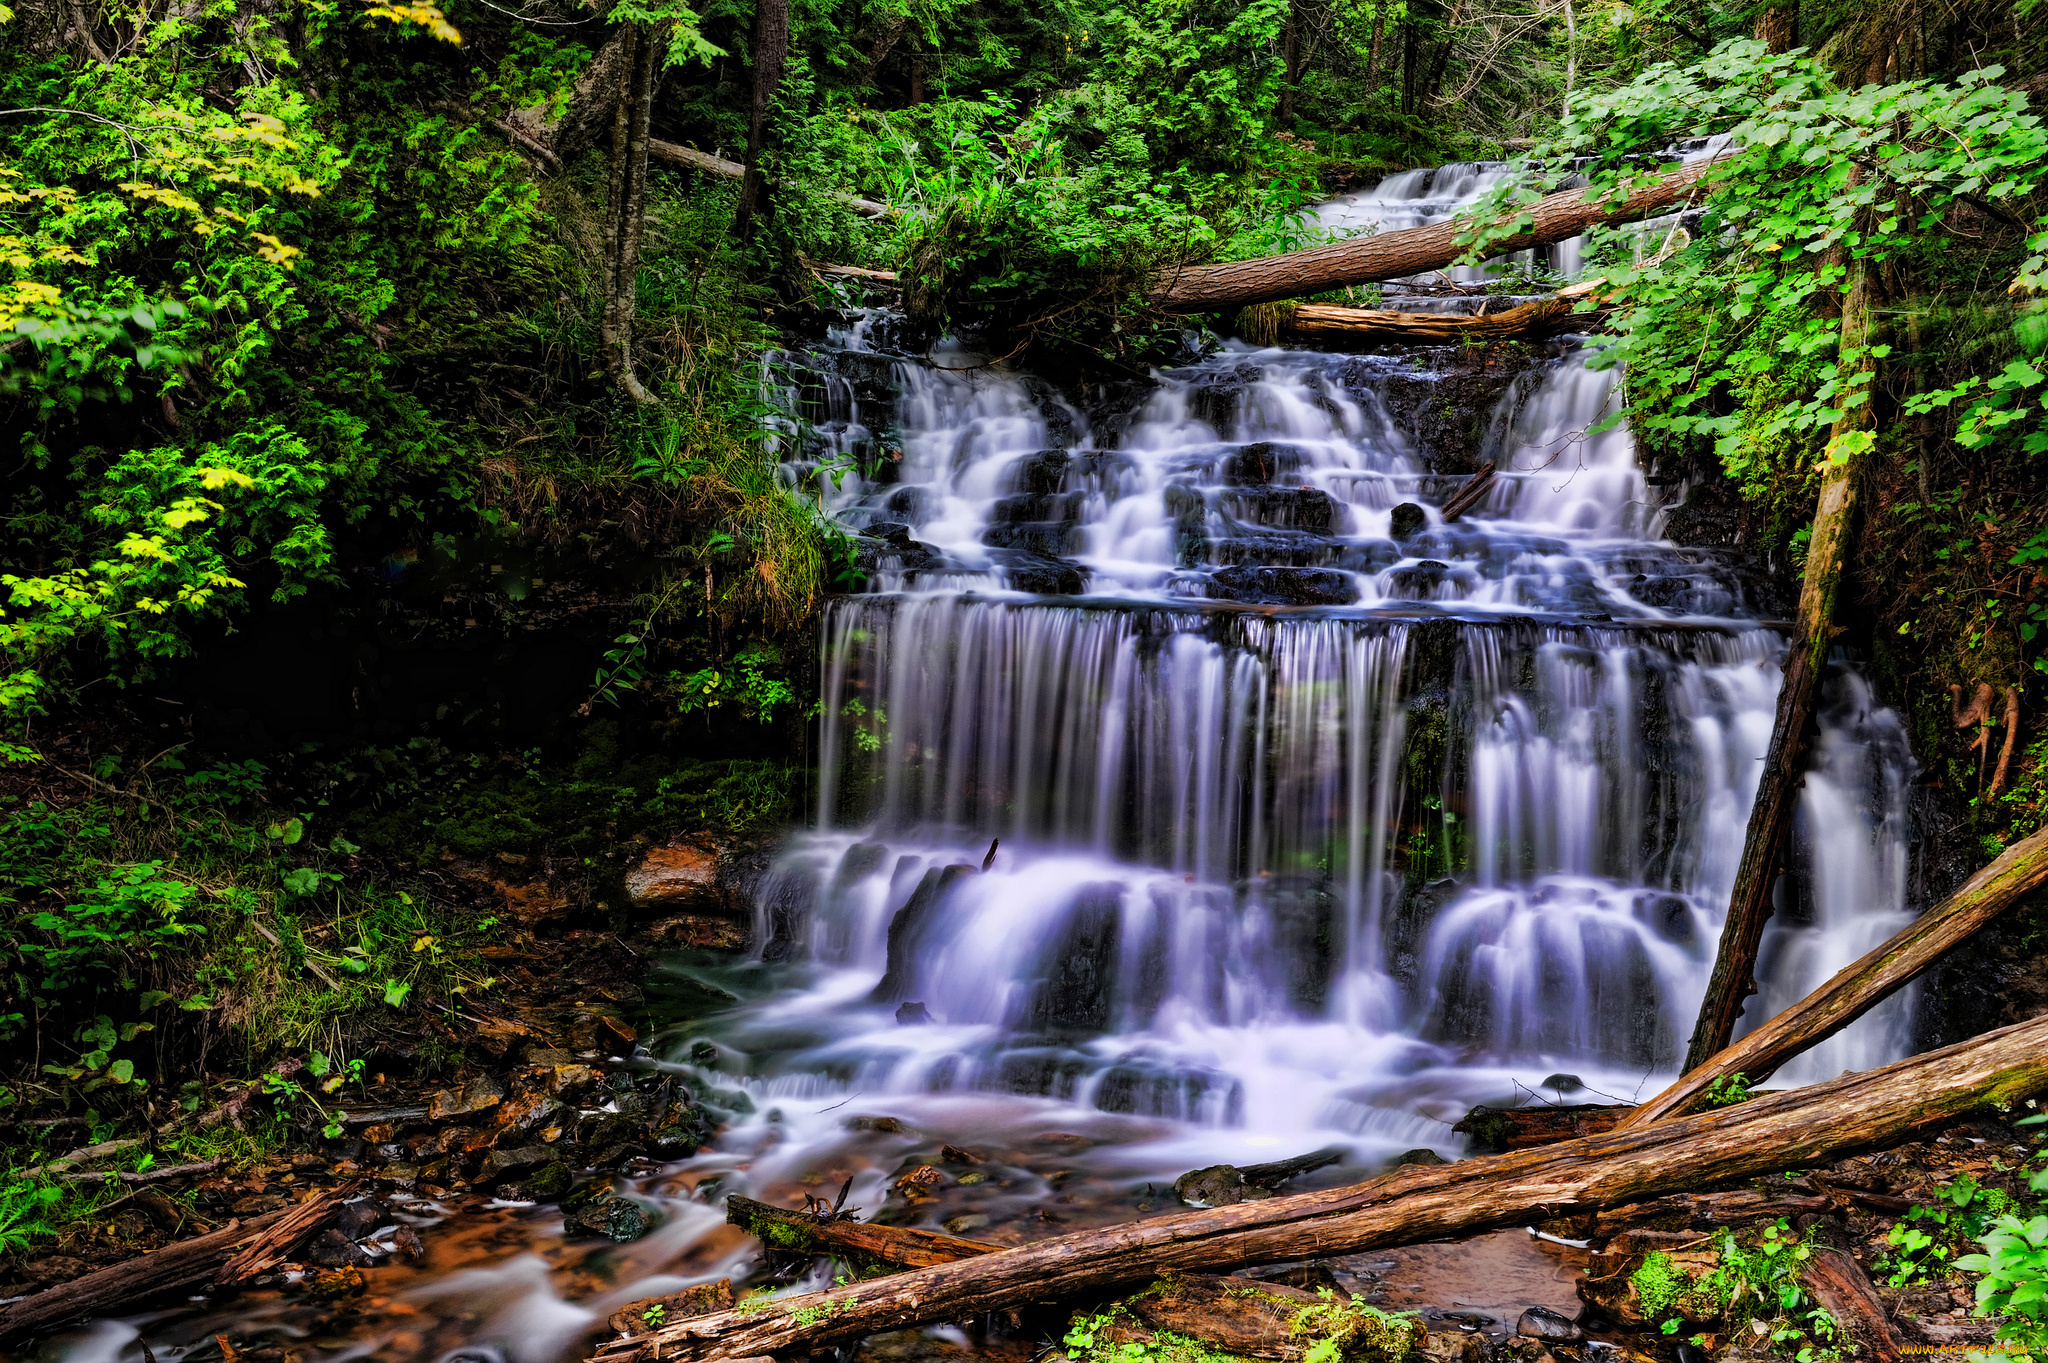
943, 1213, 992, 1235
1633, 893, 1697, 945
940, 1144, 984, 1164
1222, 441, 1313, 486
848, 1114, 913, 1133
1174, 1163, 1248, 1208
563, 1193, 659, 1242
1211, 565, 1359, 605
492, 1092, 565, 1138
995, 550, 1087, 595
1417, 1331, 1483, 1363
482, 1145, 553, 1182
1389, 503, 1427, 540
1220, 487, 1337, 533
607, 1279, 736, 1337
1395, 1148, 1448, 1167
1516, 1307, 1582, 1341
893, 1164, 944, 1201
428, 1075, 505, 1122
307, 1266, 368, 1299
391, 1223, 427, 1263
517, 1161, 574, 1199
1540, 1074, 1583, 1095
647, 1124, 703, 1159
895, 1000, 934, 1025
871, 864, 979, 1003
307, 1228, 376, 1268
1018, 883, 1122, 1032
625, 841, 721, 910
333, 1197, 388, 1239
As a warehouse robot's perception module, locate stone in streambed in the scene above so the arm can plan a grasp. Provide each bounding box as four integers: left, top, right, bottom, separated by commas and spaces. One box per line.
1390, 503, 1428, 540
625, 841, 721, 910
333, 1196, 388, 1239
1396, 1148, 1448, 1167
1516, 1307, 1583, 1341
1174, 1163, 1249, 1207
562, 1192, 659, 1242
306, 1228, 375, 1268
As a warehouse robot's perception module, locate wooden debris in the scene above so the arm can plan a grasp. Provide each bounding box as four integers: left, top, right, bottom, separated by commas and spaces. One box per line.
215, 1181, 361, 1285
1453, 1103, 1631, 1152
607, 1279, 736, 1338
724, 1193, 1000, 1268
0, 1208, 295, 1345
588, 1012, 2048, 1363
1799, 1248, 1901, 1363
1440, 463, 1498, 521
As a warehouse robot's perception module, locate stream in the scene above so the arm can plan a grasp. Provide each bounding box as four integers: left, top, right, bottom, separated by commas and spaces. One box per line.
49, 162, 1922, 1363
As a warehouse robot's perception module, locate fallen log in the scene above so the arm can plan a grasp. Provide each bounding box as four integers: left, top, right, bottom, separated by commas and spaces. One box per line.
1800, 1248, 1901, 1363
1440, 463, 1498, 522
726, 1194, 998, 1268
647, 139, 893, 219
1452, 1102, 1630, 1152
215, 1181, 359, 1284
1592, 1188, 1833, 1236
1086, 1274, 1369, 1361
0, 1207, 294, 1345
1622, 820, 2048, 1127
1274, 286, 1609, 346
589, 1011, 2048, 1363
1151, 161, 1712, 312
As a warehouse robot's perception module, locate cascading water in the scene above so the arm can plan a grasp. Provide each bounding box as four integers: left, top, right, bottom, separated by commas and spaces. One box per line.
49, 163, 1927, 1363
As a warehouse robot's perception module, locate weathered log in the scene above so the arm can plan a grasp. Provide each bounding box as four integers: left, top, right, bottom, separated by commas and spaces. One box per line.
1087, 1274, 1374, 1362
608, 1279, 736, 1338
1241, 1146, 1347, 1189
1683, 184, 1882, 1071
1592, 1188, 1833, 1236
725, 1194, 999, 1268
216, 1182, 359, 1284
1440, 463, 1498, 522
648, 140, 893, 218
1800, 1248, 1900, 1363
588, 1012, 2048, 1363
1276, 282, 1610, 345
1452, 1102, 1630, 1152
0, 1207, 294, 1345
1624, 820, 2048, 1127
1150, 161, 1712, 312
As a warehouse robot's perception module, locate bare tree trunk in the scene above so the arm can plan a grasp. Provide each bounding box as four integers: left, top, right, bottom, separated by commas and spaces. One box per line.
1627, 821, 2048, 1126
591, 1013, 2048, 1363
1278, 0, 1303, 126
1754, 0, 1797, 52
1560, 0, 1576, 114
1365, 2, 1385, 85
733, 0, 791, 243
1150, 159, 1711, 311
1682, 212, 1880, 1070
602, 25, 657, 404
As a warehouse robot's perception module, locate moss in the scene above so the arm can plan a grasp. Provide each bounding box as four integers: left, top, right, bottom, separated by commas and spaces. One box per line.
1289, 1292, 1424, 1363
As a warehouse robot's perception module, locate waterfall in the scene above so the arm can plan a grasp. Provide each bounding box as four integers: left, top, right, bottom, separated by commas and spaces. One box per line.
728, 291, 1916, 1169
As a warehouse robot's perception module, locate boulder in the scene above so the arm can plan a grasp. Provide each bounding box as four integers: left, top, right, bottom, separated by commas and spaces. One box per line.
625, 842, 721, 910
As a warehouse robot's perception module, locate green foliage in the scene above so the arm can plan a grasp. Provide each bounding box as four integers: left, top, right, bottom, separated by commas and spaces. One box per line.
1706, 1220, 1837, 1362
1701, 1071, 1754, 1108
0, 1177, 62, 1255
1880, 1172, 2021, 1288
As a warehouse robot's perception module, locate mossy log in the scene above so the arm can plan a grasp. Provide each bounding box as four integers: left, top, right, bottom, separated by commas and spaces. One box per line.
1077, 1275, 1422, 1363
1149, 161, 1713, 312
587, 1012, 2048, 1363
1623, 820, 2048, 1127
725, 1193, 999, 1268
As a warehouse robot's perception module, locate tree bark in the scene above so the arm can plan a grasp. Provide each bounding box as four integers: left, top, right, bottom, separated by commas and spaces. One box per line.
0, 1206, 297, 1345
1365, 3, 1385, 85
726, 1194, 999, 1268
1754, 0, 1797, 53
1680, 223, 1881, 1071
1149, 160, 1710, 312
1800, 1248, 1901, 1363
733, 0, 792, 244
1627, 821, 2048, 1126
517, 23, 637, 165
1441, 462, 1497, 520
588, 1012, 2048, 1363
217, 1182, 359, 1283
601, 25, 657, 405
1278, 0, 1304, 126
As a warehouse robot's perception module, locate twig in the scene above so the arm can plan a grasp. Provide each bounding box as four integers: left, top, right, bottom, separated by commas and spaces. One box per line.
58, 1159, 220, 1186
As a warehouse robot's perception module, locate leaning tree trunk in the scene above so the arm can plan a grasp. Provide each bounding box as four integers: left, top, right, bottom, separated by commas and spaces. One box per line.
1627, 821, 2048, 1126
732, 0, 791, 244
601, 25, 658, 404
1149, 159, 1712, 311
1755, 0, 1797, 52
591, 1013, 2048, 1363
1682, 210, 1882, 1071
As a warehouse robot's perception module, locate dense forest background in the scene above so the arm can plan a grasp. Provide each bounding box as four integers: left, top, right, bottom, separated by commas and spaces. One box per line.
2, 0, 2047, 1260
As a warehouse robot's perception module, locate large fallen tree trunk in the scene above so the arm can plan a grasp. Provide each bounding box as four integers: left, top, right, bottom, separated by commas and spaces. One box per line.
590, 1011, 2048, 1363
0, 1206, 296, 1345
1624, 821, 2048, 1127
1150, 160, 1712, 312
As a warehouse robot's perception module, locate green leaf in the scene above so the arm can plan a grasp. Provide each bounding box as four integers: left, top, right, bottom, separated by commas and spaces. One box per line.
105, 1058, 134, 1084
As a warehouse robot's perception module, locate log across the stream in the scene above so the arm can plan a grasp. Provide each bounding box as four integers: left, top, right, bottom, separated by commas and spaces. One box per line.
726, 1194, 999, 1268
590, 1011, 2048, 1363
1622, 820, 2048, 1127
1149, 160, 1712, 312
1271, 284, 1608, 345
